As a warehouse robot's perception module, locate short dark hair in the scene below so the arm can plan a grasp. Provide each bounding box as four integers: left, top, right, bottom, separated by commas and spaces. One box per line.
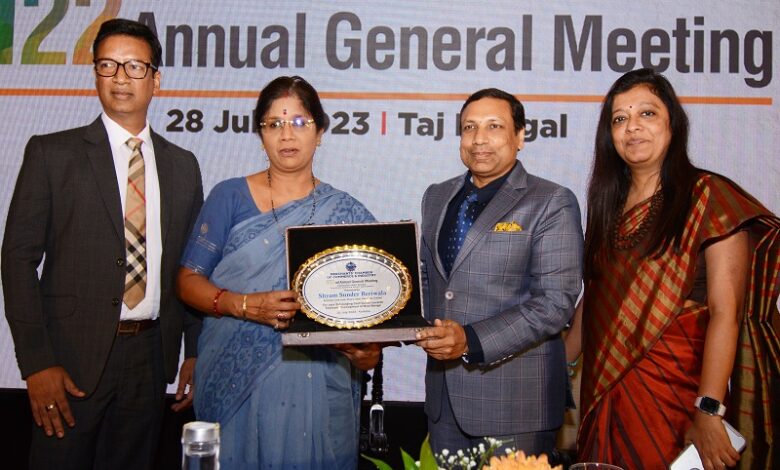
93, 18, 162, 68
460, 88, 525, 133
254, 76, 328, 140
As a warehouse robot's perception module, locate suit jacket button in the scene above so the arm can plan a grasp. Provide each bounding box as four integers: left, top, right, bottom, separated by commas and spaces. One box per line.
112, 298, 120, 306
444, 291, 454, 300
116, 258, 125, 267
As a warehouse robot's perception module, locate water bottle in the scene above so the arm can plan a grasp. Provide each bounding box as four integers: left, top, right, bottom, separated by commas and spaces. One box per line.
182, 421, 220, 470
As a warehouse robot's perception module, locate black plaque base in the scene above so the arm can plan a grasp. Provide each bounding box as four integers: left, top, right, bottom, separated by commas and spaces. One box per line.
282, 221, 428, 345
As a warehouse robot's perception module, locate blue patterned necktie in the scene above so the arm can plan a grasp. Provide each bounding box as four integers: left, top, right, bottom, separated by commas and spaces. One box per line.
443, 191, 479, 274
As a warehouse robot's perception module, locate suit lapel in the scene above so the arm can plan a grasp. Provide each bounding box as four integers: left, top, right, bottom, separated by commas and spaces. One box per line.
431, 178, 464, 278
450, 162, 528, 274
151, 130, 173, 246
84, 118, 124, 240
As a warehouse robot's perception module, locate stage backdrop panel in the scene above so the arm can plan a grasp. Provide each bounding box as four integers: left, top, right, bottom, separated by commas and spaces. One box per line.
1, 1, 778, 402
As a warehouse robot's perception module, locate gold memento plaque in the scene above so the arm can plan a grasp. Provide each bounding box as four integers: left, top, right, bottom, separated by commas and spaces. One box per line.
292, 244, 412, 329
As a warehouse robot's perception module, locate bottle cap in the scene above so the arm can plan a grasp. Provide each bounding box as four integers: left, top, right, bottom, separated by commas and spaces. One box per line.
182, 421, 220, 444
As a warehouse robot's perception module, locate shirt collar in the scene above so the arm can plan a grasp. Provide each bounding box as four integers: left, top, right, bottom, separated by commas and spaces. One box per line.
101, 113, 152, 150
463, 161, 517, 203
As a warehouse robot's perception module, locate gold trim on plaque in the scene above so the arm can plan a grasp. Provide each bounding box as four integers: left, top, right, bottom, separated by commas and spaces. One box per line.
292, 244, 412, 329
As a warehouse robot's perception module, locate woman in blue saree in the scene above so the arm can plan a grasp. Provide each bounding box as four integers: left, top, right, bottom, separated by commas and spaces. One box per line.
177, 76, 380, 469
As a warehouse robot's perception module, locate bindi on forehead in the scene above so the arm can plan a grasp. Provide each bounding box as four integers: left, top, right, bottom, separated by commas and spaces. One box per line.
283, 109, 287, 115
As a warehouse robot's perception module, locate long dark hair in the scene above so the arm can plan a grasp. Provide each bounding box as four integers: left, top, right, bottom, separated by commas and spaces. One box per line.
254, 76, 327, 141
584, 68, 699, 280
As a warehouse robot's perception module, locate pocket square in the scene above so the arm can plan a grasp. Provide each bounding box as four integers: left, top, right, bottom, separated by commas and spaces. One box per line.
493, 221, 522, 232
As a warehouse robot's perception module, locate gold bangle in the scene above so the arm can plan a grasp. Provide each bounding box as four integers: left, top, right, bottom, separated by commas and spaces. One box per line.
241, 294, 247, 318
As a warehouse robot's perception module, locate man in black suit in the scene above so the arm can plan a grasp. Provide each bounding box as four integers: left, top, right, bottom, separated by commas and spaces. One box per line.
1, 19, 203, 469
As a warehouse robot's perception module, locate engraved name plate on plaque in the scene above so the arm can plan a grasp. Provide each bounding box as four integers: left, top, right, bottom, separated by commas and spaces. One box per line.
292, 244, 412, 329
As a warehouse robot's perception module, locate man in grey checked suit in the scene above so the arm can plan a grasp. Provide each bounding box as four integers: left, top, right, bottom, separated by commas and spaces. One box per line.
416, 88, 583, 459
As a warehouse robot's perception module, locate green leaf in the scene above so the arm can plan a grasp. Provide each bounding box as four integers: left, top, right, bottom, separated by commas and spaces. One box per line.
361, 453, 395, 470
418, 435, 439, 470
400, 447, 419, 469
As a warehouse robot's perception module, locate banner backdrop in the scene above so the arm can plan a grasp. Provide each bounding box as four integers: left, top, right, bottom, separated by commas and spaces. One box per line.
0, 1, 777, 401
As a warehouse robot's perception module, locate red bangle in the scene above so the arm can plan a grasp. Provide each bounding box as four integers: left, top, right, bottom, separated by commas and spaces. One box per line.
212, 288, 227, 317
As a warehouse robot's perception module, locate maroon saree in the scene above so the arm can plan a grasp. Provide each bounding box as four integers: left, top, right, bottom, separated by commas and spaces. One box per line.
578, 174, 780, 469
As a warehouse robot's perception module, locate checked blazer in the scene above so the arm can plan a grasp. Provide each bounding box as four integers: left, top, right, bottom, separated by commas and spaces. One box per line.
420, 161, 583, 436
2, 117, 203, 394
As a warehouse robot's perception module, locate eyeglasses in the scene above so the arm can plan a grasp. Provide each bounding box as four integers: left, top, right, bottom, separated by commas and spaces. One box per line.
93, 58, 157, 79
258, 117, 315, 131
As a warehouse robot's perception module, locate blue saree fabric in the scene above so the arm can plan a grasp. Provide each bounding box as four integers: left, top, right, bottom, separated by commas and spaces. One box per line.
181, 177, 375, 469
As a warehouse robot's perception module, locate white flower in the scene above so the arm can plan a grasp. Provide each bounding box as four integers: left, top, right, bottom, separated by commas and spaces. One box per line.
442, 449, 449, 457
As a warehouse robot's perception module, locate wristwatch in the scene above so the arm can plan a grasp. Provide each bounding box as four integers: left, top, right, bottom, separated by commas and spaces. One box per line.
694, 396, 726, 417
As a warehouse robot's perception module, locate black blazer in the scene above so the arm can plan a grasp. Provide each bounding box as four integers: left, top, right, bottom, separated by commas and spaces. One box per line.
2, 117, 204, 394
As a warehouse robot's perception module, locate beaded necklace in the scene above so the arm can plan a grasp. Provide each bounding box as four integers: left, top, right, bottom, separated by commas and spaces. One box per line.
612, 190, 663, 251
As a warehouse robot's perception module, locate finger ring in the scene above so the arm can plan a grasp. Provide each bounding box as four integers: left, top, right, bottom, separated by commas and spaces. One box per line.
45, 403, 56, 411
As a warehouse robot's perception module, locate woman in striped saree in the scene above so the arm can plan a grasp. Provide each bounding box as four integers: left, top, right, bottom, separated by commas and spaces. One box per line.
571, 68, 779, 470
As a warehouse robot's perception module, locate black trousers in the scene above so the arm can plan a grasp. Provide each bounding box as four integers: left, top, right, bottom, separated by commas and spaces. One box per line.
29, 325, 166, 470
